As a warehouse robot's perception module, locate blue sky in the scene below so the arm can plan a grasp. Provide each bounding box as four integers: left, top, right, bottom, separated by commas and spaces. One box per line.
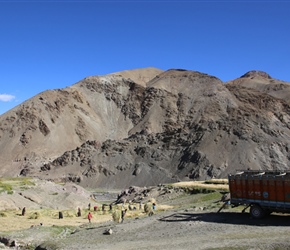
0, 0, 289, 115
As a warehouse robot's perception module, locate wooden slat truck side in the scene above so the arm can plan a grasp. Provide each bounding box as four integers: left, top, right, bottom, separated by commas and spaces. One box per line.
228, 170, 290, 218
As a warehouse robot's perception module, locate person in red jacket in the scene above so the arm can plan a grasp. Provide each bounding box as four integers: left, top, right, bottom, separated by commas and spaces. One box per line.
88, 212, 92, 223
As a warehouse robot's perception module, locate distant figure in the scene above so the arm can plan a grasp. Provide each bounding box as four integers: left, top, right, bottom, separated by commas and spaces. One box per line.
77, 207, 81, 217
88, 212, 92, 223
94, 205, 98, 211
139, 201, 142, 210
59, 211, 63, 219
122, 199, 126, 208
102, 204, 105, 211
152, 203, 156, 210
88, 203, 91, 211
22, 207, 26, 216
121, 209, 127, 223
109, 204, 112, 211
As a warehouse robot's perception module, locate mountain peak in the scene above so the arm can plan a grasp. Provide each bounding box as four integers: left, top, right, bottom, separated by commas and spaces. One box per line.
240, 70, 272, 79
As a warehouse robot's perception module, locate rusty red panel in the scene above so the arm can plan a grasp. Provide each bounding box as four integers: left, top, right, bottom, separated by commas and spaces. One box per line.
275, 179, 284, 202
284, 180, 290, 202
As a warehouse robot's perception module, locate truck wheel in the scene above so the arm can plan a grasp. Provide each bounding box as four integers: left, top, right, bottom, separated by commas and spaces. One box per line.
250, 205, 265, 219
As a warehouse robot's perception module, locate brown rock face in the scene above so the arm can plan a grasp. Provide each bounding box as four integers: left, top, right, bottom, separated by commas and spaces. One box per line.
0, 67, 290, 188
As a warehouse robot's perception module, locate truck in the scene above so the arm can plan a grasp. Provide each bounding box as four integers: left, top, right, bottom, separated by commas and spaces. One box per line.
228, 170, 290, 218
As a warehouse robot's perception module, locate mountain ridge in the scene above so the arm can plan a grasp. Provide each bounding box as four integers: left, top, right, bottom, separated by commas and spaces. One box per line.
0, 67, 289, 188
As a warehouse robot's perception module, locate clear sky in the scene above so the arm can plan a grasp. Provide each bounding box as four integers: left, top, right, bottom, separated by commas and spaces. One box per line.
0, 0, 289, 115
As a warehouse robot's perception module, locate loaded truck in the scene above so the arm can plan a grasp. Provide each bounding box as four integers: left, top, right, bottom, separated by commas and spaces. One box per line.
228, 170, 290, 218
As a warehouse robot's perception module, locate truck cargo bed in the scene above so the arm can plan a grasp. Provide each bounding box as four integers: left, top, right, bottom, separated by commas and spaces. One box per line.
229, 170, 290, 216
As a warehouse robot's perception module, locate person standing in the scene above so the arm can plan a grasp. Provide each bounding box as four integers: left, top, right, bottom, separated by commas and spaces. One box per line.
22, 207, 26, 216
121, 209, 127, 223
88, 212, 92, 223
77, 207, 81, 217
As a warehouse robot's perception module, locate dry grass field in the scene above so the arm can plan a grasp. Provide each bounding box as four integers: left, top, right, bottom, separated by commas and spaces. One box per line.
0, 208, 113, 232
0, 177, 180, 233
171, 179, 229, 191
2, 181, 290, 250
0, 201, 178, 231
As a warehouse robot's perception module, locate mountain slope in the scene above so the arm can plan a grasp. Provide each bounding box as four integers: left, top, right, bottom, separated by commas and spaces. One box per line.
0, 68, 289, 188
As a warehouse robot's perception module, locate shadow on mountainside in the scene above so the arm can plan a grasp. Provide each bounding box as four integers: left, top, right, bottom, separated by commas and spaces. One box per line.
159, 211, 290, 227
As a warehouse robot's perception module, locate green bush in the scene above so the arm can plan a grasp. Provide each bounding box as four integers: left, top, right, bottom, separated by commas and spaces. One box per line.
197, 192, 222, 202
20, 178, 35, 186
0, 182, 13, 193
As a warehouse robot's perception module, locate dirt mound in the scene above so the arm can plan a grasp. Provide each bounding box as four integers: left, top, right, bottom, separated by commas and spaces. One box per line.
0, 178, 91, 210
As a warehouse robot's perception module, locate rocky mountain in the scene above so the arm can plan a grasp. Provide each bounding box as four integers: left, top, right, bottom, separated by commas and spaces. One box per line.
0, 67, 289, 188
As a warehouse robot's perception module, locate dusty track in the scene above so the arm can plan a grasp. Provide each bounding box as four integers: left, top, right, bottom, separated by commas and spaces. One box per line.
36, 210, 290, 250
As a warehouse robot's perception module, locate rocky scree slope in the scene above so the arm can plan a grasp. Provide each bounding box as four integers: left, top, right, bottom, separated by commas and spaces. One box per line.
0, 68, 290, 188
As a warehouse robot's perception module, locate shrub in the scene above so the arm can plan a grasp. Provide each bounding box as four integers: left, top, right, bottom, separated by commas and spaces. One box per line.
144, 203, 153, 214
63, 211, 75, 218
0, 211, 7, 217
0, 182, 13, 193
21, 178, 35, 186
29, 212, 40, 219
112, 210, 121, 223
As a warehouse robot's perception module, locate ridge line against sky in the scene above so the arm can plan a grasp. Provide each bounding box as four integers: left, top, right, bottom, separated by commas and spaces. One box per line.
0, 0, 289, 114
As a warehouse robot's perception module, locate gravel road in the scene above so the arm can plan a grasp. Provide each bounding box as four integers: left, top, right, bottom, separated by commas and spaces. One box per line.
36, 210, 290, 250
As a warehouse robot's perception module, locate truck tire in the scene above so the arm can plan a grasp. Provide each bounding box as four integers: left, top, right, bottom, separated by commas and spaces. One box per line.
250, 205, 265, 219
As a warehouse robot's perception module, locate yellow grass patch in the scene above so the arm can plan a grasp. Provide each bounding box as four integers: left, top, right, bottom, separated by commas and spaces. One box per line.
0, 209, 112, 232
0, 177, 35, 194
0, 204, 175, 231
171, 179, 229, 191
156, 204, 174, 211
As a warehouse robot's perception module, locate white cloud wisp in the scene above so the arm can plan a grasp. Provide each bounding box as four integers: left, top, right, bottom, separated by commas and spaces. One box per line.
0, 94, 16, 102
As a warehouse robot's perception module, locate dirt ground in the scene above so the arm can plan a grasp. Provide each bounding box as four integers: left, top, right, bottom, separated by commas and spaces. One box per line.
29, 209, 290, 250
2, 206, 290, 249
2, 180, 290, 250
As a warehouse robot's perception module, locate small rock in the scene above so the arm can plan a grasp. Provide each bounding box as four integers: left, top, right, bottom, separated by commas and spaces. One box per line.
103, 228, 113, 235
